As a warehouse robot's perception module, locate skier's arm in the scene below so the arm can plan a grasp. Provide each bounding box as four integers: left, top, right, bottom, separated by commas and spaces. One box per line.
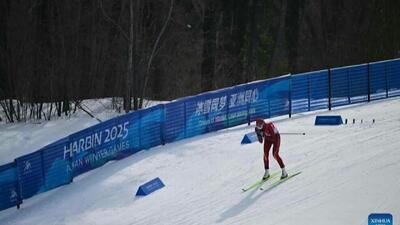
255, 128, 264, 143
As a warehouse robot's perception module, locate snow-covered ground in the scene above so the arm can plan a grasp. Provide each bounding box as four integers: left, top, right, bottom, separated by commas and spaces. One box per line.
0, 97, 399, 225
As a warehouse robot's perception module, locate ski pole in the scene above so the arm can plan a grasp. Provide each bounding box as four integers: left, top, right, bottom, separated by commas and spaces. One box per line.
280, 132, 306, 135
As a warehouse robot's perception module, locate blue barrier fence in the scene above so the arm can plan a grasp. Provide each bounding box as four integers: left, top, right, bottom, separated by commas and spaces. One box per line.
1, 58, 400, 211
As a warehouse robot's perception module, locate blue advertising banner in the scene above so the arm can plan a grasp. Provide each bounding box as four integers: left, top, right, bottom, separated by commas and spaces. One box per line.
164, 101, 185, 143
348, 64, 368, 103
248, 81, 268, 121
227, 85, 250, 127
265, 76, 290, 118
42, 137, 72, 192
15, 151, 44, 199
67, 126, 96, 177
206, 91, 229, 132
309, 70, 329, 111
387, 59, 400, 97
291, 70, 328, 114
0, 162, 20, 210
69, 113, 141, 177
140, 105, 164, 149
184, 87, 231, 137
370, 61, 388, 100
115, 112, 141, 158
291, 73, 309, 114
185, 95, 209, 138
91, 118, 119, 167
331, 67, 350, 107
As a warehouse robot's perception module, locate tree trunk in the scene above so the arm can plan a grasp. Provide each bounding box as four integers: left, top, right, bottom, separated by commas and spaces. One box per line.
63, 98, 69, 116
201, 2, 218, 92
125, 0, 135, 112
285, 0, 302, 72
245, 0, 259, 82
267, 0, 288, 75
139, 0, 174, 108
8, 98, 14, 122
47, 102, 53, 120
57, 101, 62, 117
38, 103, 43, 120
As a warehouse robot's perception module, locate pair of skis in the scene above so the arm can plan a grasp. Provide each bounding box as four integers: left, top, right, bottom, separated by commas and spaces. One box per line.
242, 171, 301, 192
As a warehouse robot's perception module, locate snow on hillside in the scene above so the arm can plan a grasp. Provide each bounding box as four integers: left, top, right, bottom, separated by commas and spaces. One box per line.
0, 97, 399, 225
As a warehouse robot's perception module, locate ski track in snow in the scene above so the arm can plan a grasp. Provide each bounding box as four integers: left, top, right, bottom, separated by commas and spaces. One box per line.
0, 97, 399, 225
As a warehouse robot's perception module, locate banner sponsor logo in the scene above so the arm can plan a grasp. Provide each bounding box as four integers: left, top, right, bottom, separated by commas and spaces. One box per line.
194, 88, 259, 116
63, 122, 129, 159
10, 189, 17, 200
63, 121, 131, 172
23, 160, 32, 174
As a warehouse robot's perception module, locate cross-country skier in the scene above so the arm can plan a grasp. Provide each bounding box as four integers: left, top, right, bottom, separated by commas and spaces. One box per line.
255, 118, 288, 180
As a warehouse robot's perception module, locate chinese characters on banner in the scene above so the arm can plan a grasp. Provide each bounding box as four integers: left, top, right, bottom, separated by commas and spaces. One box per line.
195, 88, 259, 116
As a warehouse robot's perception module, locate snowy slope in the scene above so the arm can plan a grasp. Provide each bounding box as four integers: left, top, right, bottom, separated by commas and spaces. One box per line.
1, 98, 399, 225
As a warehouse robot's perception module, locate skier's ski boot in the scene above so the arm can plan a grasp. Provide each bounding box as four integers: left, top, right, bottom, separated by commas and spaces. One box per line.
262, 169, 270, 180
280, 168, 288, 180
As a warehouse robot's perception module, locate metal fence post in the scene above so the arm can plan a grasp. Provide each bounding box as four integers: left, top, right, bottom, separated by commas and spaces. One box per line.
183, 101, 187, 138
385, 62, 389, 98
289, 74, 292, 118
247, 102, 250, 125
160, 104, 165, 145
328, 68, 332, 110
347, 69, 351, 104
226, 93, 230, 127
367, 63, 371, 102
138, 111, 142, 149
308, 74, 311, 111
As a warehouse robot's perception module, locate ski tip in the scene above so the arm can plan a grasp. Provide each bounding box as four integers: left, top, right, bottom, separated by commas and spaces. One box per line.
285, 171, 301, 177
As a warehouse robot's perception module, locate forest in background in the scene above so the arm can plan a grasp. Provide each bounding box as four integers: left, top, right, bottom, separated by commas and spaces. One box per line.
1, 0, 400, 122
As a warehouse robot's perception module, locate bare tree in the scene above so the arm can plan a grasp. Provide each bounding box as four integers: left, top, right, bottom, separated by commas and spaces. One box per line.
99, 0, 174, 112
139, 0, 174, 108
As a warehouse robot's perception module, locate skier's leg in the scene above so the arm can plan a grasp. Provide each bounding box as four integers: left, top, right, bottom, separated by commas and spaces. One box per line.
272, 136, 285, 168
263, 141, 272, 170
263, 142, 272, 179
272, 136, 288, 179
